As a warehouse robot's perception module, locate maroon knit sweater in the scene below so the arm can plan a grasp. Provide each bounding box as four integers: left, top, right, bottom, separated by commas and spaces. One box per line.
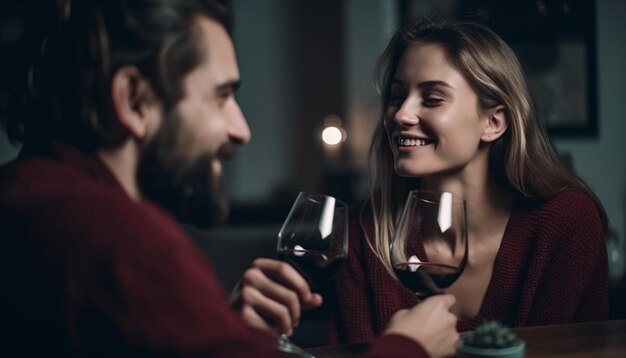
0, 142, 426, 357
332, 190, 609, 343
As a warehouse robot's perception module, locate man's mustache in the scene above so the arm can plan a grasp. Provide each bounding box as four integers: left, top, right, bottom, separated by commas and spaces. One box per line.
217, 141, 237, 160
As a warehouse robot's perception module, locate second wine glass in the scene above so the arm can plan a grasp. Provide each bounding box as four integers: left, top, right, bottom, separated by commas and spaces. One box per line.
390, 190, 468, 298
275, 192, 348, 357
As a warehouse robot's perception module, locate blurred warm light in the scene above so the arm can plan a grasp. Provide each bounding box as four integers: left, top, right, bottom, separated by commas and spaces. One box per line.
321, 114, 347, 147
322, 126, 343, 145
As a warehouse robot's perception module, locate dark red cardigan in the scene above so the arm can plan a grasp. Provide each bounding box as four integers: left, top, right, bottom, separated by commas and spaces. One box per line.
333, 190, 609, 343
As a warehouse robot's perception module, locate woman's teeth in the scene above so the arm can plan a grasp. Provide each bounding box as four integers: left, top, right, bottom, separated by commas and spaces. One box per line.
398, 137, 430, 147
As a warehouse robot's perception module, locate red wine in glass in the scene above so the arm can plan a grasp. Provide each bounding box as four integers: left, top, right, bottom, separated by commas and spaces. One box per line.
390, 190, 468, 297
277, 248, 346, 286
393, 260, 465, 296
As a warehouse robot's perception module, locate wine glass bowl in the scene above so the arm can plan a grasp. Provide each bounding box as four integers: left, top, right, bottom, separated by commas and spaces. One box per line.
277, 192, 348, 286
391, 190, 468, 297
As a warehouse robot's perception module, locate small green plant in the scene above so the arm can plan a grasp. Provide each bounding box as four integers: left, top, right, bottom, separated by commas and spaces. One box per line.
463, 321, 522, 349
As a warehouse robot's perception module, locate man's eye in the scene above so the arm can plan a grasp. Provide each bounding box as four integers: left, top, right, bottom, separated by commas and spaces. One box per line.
217, 91, 234, 104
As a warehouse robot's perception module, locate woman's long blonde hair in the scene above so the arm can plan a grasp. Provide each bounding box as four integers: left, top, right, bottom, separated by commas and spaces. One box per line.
365, 19, 608, 275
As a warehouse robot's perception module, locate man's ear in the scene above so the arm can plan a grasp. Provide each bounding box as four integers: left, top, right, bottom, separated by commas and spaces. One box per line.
110, 66, 158, 139
481, 105, 509, 143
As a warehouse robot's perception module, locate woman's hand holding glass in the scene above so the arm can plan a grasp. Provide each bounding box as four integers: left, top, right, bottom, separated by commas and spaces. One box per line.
384, 294, 459, 358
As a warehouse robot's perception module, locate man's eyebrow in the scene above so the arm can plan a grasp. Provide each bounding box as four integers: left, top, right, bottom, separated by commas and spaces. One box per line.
217, 79, 241, 92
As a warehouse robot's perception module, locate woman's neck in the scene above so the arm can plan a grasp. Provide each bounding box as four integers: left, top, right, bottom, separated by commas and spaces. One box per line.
420, 173, 514, 243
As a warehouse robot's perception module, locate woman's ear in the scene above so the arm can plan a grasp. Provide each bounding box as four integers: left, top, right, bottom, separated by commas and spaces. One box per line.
110, 66, 159, 139
481, 105, 509, 143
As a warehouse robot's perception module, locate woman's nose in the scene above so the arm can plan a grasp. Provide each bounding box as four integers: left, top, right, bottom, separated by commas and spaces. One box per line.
393, 99, 419, 126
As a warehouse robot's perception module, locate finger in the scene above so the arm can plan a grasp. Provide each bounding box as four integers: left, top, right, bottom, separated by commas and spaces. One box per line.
439, 293, 456, 308
301, 292, 323, 310
240, 285, 294, 334
243, 268, 301, 324
252, 258, 313, 301
252, 258, 312, 298
391, 308, 409, 320
239, 304, 276, 335
248, 260, 322, 312
423, 293, 456, 309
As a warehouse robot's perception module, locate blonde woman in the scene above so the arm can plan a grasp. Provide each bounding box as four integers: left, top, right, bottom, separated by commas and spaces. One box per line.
332, 19, 609, 343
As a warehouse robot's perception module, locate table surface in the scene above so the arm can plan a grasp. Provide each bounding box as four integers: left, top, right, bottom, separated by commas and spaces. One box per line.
307, 319, 626, 357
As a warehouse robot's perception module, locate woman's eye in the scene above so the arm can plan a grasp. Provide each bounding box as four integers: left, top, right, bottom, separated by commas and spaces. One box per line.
389, 94, 405, 105
423, 97, 443, 106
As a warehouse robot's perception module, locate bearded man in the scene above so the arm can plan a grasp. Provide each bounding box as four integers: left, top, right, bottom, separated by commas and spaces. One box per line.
0, 1, 458, 357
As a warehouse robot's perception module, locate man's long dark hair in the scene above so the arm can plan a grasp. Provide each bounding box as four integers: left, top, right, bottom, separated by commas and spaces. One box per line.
1, 0, 230, 152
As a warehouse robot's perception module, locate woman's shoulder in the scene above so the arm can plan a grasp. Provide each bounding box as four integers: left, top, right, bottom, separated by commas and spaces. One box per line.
517, 189, 600, 219
513, 189, 605, 245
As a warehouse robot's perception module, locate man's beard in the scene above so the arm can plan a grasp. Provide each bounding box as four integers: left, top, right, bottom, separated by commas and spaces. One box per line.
137, 110, 231, 229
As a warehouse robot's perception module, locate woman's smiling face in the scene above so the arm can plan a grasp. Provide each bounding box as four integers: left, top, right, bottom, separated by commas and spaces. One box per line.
384, 43, 488, 180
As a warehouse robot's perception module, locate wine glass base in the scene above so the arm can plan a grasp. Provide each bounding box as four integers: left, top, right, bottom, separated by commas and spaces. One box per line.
277, 334, 316, 358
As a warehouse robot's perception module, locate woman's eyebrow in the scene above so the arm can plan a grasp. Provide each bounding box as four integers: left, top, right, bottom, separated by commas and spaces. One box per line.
417, 80, 454, 91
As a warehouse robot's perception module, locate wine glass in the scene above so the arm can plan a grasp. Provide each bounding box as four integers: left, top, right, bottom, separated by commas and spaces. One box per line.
276, 192, 348, 357
390, 190, 468, 298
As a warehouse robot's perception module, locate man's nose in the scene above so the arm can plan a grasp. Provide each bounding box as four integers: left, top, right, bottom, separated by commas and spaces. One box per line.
229, 102, 251, 145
